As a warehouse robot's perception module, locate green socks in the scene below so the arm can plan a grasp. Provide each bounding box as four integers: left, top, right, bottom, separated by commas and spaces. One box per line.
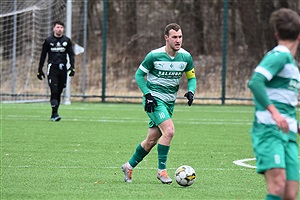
127, 143, 170, 170
128, 144, 149, 168
157, 143, 170, 170
266, 194, 282, 200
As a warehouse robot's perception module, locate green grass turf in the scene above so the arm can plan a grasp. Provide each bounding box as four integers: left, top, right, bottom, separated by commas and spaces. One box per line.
0, 102, 280, 199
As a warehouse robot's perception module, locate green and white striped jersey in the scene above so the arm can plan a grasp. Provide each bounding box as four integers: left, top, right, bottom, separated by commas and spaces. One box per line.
253, 45, 300, 139
138, 46, 194, 103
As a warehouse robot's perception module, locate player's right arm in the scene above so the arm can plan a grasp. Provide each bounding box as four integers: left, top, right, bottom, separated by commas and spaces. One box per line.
248, 72, 289, 132
134, 52, 154, 95
37, 39, 49, 80
135, 68, 149, 95
248, 72, 271, 108
38, 39, 49, 70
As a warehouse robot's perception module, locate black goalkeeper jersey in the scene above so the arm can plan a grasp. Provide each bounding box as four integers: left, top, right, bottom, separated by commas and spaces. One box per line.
38, 34, 75, 69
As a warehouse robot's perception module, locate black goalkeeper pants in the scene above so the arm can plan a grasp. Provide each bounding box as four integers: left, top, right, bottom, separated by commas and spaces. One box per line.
47, 64, 67, 114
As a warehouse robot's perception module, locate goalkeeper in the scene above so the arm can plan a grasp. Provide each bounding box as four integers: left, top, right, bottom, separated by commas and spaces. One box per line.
37, 20, 75, 121
122, 23, 197, 184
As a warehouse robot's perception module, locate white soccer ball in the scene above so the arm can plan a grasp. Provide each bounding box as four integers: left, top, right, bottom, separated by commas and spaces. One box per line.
175, 165, 196, 187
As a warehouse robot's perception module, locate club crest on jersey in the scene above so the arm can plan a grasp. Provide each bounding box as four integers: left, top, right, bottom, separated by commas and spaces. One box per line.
63, 42, 67, 46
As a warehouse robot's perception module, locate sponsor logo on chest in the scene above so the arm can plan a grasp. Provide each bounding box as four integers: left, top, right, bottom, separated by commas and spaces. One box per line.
51, 41, 67, 52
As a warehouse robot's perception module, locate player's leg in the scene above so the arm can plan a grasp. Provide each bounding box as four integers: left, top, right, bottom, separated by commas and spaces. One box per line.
55, 69, 67, 116
251, 127, 287, 199
122, 127, 161, 182
143, 99, 174, 184
156, 118, 174, 184
48, 68, 61, 121
283, 140, 299, 200
264, 168, 286, 198
284, 181, 298, 200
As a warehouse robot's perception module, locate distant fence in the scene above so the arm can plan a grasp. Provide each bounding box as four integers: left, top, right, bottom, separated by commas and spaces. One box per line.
2, 0, 296, 104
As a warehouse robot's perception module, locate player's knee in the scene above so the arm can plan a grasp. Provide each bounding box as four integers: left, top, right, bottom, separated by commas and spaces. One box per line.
149, 139, 158, 147
164, 126, 174, 139
51, 99, 58, 106
271, 180, 286, 196
50, 83, 58, 94
142, 139, 157, 152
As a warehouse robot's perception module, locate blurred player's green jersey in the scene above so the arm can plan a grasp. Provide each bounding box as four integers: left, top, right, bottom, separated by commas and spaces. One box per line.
138, 46, 195, 104
252, 45, 300, 141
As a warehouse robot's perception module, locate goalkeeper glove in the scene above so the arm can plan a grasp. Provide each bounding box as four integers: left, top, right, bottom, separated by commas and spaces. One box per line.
68, 67, 75, 77
37, 69, 45, 80
144, 93, 157, 113
184, 91, 194, 106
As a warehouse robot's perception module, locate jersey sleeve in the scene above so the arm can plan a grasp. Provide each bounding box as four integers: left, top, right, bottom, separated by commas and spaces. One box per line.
248, 72, 272, 109
255, 53, 286, 80
134, 52, 154, 95
67, 38, 75, 69
187, 77, 196, 93
139, 52, 154, 73
135, 68, 149, 95
184, 54, 194, 73
38, 39, 49, 70
184, 54, 196, 93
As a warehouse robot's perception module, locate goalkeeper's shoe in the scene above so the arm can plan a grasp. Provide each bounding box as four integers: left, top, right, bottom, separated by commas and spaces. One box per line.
50, 114, 61, 122
122, 162, 133, 183
157, 170, 172, 184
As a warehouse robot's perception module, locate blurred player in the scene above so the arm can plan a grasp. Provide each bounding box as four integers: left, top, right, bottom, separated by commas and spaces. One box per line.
122, 23, 197, 184
37, 20, 75, 121
248, 8, 300, 200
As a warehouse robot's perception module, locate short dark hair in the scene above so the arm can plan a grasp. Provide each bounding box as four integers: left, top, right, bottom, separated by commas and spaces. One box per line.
270, 8, 300, 40
53, 20, 65, 27
164, 23, 181, 36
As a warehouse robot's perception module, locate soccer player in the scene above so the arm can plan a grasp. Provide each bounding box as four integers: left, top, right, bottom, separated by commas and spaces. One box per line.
122, 23, 197, 184
248, 8, 300, 200
37, 20, 75, 121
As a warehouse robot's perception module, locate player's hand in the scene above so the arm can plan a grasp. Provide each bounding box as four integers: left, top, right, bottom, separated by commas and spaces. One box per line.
68, 67, 75, 76
144, 93, 157, 113
37, 70, 45, 80
184, 91, 194, 106
273, 112, 289, 133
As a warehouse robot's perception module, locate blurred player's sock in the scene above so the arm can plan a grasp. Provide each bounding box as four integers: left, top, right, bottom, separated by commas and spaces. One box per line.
265, 194, 281, 200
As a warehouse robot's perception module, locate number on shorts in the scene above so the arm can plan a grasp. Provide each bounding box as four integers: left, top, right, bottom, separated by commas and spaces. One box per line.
159, 112, 165, 119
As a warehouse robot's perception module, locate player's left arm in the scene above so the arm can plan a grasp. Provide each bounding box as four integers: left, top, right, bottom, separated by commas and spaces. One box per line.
185, 68, 196, 93
67, 38, 75, 70
183, 67, 196, 106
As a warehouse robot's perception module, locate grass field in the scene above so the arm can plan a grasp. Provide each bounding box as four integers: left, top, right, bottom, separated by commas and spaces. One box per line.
1, 102, 290, 199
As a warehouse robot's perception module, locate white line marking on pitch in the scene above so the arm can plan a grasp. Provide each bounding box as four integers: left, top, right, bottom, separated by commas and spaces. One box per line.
233, 158, 256, 169
233, 157, 300, 173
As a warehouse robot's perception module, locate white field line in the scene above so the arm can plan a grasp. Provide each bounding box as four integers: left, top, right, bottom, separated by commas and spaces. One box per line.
1, 165, 251, 171
233, 158, 257, 169
3, 115, 252, 125
233, 157, 300, 173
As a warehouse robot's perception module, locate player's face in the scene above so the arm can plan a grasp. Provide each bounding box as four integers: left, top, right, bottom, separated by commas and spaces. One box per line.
165, 29, 182, 51
53, 24, 64, 37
